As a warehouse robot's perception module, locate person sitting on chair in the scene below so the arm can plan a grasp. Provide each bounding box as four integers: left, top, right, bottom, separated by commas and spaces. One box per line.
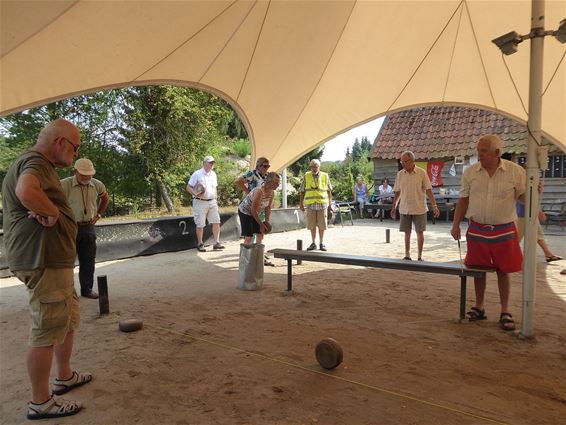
352, 176, 369, 218
376, 178, 394, 219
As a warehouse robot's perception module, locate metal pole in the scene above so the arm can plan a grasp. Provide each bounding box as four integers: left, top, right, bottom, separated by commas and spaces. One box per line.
385, 229, 390, 243
97, 275, 110, 315
297, 239, 303, 265
521, 0, 545, 338
281, 168, 288, 208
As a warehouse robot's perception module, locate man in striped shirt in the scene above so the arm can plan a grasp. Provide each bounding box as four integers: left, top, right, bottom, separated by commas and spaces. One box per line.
451, 134, 526, 331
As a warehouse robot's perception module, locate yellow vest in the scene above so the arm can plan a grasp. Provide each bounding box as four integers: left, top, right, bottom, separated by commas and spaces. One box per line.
304, 171, 329, 205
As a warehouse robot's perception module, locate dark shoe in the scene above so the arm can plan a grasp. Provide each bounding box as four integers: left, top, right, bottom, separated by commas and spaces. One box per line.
306, 243, 317, 251
197, 243, 207, 252
319, 244, 327, 251
264, 259, 275, 267
81, 291, 98, 299
213, 242, 225, 250
546, 255, 563, 263
467, 307, 487, 321
418, 257, 423, 261
403, 256, 412, 261
499, 312, 515, 331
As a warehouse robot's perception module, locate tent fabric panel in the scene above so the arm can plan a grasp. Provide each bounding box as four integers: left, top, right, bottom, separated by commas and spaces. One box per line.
0, 0, 564, 169
0, 0, 75, 57
137, 1, 257, 84
200, 1, 271, 98
235, 0, 354, 161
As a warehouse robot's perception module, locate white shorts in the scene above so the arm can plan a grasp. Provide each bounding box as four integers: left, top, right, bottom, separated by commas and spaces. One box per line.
193, 199, 221, 228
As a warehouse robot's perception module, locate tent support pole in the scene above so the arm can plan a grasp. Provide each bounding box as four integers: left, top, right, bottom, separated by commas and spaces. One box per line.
521, 0, 545, 339
282, 168, 288, 208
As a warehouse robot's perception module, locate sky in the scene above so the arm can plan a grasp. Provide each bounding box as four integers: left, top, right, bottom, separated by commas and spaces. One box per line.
320, 116, 385, 162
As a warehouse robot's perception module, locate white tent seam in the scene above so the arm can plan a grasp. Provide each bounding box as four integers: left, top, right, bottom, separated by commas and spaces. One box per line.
542, 49, 566, 96
463, 0, 497, 109
269, 0, 357, 162
132, 0, 239, 82
236, 0, 271, 101
501, 54, 529, 116
386, 0, 465, 114
198, 0, 259, 83
0, 0, 79, 59
442, 4, 464, 102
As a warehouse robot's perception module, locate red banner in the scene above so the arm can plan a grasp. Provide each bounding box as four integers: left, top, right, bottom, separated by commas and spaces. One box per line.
427, 161, 444, 187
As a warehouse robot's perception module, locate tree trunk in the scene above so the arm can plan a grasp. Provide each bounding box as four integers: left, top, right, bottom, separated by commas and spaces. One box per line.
156, 179, 174, 213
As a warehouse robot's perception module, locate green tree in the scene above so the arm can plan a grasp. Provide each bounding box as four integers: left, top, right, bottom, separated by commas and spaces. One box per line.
289, 146, 324, 175
351, 138, 362, 161
120, 86, 232, 212
360, 136, 372, 152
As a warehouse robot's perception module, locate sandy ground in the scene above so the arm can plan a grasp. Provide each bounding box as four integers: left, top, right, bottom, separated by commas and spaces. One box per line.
0, 220, 565, 425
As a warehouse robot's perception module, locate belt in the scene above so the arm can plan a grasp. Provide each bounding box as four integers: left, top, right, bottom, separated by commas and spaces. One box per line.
195, 197, 214, 201
77, 221, 93, 226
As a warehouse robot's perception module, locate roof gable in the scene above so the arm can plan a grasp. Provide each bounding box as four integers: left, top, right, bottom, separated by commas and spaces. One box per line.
371, 106, 533, 160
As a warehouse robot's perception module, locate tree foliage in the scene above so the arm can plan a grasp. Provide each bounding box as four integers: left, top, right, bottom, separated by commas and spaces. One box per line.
0, 85, 247, 214
288, 146, 324, 175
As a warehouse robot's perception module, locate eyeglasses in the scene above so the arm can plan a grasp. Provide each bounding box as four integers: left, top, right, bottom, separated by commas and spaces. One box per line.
60, 137, 80, 153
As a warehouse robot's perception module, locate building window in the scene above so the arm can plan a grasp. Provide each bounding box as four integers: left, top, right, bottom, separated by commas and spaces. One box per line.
545, 155, 566, 178
518, 155, 566, 178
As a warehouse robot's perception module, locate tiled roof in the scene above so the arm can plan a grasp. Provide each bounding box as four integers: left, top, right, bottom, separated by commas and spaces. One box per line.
371, 106, 536, 160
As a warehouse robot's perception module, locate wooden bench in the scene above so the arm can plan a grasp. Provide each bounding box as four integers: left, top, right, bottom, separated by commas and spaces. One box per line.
365, 203, 394, 221
543, 201, 566, 231
270, 249, 495, 322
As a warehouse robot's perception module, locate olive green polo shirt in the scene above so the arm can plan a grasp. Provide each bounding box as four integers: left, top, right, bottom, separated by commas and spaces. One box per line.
1, 150, 77, 271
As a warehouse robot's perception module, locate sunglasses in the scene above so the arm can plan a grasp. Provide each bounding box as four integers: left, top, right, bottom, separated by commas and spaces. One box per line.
60, 137, 80, 153
261, 163, 270, 168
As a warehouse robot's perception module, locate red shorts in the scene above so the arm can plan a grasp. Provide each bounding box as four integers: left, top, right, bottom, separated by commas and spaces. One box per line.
465, 220, 522, 273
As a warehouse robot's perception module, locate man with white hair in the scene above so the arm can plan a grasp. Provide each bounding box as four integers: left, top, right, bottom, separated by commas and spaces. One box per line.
299, 159, 333, 251
391, 150, 440, 261
60, 158, 109, 299
451, 134, 526, 331
187, 156, 225, 252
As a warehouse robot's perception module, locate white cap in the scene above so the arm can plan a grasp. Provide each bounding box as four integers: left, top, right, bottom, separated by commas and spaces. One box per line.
74, 158, 96, 176
203, 155, 215, 163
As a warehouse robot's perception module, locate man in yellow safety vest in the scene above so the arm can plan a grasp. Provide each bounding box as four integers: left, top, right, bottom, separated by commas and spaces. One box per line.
299, 159, 333, 251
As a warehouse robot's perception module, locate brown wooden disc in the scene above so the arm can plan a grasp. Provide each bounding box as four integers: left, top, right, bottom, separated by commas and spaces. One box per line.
315, 337, 343, 370
118, 319, 143, 332
263, 221, 272, 234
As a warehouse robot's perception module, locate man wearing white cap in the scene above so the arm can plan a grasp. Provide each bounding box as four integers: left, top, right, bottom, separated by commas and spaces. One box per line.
187, 156, 225, 252
60, 158, 109, 299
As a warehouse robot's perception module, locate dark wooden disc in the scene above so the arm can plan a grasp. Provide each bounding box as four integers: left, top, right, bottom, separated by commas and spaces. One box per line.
315, 337, 343, 370
118, 319, 143, 332
263, 221, 272, 234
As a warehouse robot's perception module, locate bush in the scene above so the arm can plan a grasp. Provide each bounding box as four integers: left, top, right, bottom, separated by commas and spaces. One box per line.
232, 138, 251, 158
216, 172, 241, 207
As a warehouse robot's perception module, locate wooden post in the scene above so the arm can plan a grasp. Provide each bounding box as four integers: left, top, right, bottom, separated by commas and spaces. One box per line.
97, 275, 109, 315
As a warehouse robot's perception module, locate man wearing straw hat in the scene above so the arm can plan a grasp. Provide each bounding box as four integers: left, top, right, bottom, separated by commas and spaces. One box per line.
61, 158, 109, 299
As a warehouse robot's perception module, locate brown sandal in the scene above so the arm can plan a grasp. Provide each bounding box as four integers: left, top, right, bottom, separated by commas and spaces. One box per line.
467, 307, 487, 321
499, 312, 515, 331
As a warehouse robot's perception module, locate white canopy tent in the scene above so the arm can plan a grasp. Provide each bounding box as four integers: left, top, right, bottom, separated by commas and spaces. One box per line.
1, 0, 564, 168
1, 0, 565, 338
